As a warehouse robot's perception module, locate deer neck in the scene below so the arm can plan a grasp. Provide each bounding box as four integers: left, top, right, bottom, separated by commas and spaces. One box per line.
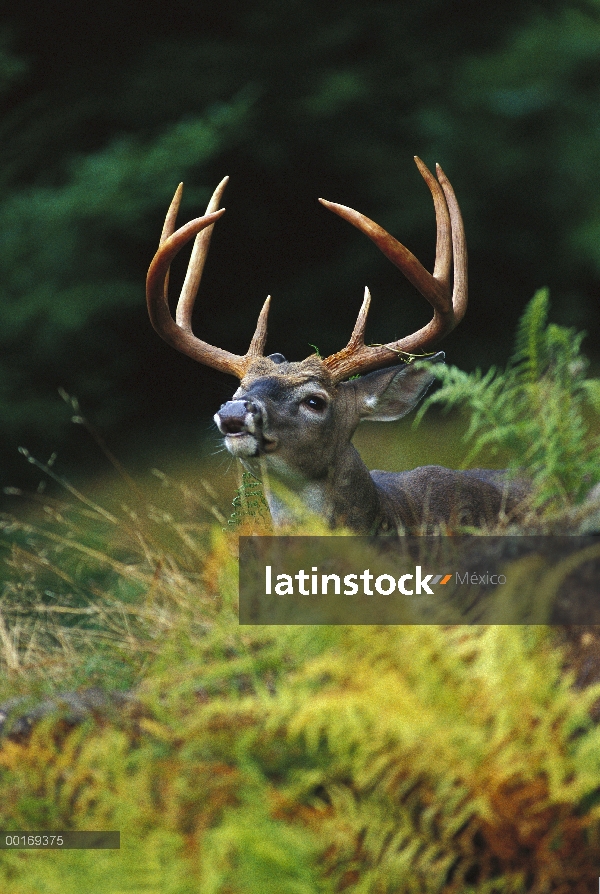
246, 443, 383, 533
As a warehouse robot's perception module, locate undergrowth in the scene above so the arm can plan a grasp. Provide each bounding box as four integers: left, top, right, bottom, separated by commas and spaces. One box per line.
0, 292, 599, 891
416, 288, 600, 513
1, 475, 600, 891
0, 566, 600, 892
0, 464, 229, 695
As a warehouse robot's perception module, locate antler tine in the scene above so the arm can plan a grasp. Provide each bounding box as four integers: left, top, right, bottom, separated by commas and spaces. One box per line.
146, 179, 271, 379
435, 162, 468, 325
160, 183, 184, 244
247, 295, 271, 356
159, 182, 184, 303
414, 157, 452, 290
176, 176, 229, 330
319, 157, 467, 382
347, 287, 372, 350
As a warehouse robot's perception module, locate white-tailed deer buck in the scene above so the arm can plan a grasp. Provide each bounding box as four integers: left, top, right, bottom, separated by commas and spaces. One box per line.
146, 158, 527, 533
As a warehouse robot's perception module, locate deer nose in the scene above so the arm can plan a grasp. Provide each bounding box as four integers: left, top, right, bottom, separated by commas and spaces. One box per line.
215, 400, 259, 434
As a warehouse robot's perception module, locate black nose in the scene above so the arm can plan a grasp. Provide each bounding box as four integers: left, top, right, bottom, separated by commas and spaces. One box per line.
217, 400, 256, 434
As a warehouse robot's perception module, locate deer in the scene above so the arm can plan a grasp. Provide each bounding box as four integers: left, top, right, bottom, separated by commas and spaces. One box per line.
146, 157, 528, 534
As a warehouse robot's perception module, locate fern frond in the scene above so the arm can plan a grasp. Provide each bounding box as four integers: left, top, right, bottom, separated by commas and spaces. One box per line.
416, 289, 600, 512
512, 286, 550, 382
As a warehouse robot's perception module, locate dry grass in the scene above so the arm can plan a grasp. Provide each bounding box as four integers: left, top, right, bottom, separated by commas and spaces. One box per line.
0, 456, 236, 697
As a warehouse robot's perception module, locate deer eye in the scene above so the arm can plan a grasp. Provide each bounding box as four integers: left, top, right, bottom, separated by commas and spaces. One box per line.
302, 395, 327, 412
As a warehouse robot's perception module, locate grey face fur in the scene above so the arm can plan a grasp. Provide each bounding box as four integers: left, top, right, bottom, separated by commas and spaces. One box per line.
216, 355, 441, 462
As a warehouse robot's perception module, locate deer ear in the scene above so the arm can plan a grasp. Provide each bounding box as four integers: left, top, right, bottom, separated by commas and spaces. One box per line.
352, 352, 444, 422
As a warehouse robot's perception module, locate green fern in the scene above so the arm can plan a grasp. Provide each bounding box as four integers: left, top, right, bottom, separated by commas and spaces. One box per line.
227, 471, 271, 530
416, 288, 600, 509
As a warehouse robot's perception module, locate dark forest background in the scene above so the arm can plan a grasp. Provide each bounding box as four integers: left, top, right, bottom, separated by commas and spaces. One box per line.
1, 0, 599, 489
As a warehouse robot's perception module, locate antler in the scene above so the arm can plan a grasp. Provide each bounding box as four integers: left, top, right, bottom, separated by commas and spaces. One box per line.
146, 177, 271, 379
318, 157, 467, 383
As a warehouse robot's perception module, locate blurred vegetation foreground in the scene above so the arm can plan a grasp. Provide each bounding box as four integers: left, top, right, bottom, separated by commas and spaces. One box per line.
1, 513, 600, 890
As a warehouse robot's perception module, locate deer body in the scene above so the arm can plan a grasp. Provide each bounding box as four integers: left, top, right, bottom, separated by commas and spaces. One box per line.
146, 158, 528, 532
214, 355, 525, 533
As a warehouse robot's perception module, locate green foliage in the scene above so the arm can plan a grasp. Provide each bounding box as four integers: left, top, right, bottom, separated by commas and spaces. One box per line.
417, 289, 600, 510
227, 471, 271, 530
455, 2, 600, 279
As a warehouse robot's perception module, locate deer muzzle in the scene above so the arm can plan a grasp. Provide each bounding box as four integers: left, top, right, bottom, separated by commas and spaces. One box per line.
214, 399, 277, 457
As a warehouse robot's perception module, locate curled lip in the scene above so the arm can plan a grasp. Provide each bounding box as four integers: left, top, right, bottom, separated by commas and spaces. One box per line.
224, 431, 278, 453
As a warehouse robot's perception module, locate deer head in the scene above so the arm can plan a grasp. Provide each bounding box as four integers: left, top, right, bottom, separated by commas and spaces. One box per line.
146, 158, 471, 531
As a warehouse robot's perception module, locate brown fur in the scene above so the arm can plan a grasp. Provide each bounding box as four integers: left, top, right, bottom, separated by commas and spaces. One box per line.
241, 356, 333, 388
